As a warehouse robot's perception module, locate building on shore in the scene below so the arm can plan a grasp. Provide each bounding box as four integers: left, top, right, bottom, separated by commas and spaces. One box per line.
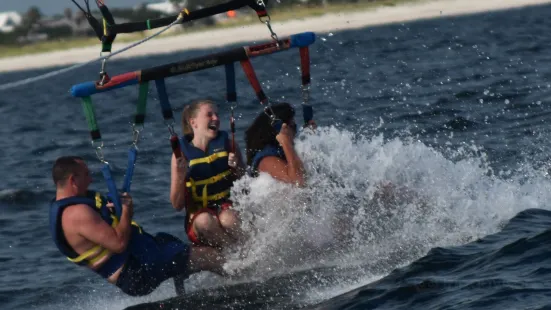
0, 12, 22, 33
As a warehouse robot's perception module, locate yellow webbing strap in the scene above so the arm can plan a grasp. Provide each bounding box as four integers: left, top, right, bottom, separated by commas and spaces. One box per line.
187, 190, 230, 214
185, 170, 232, 188
95, 193, 104, 209
103, 18, 108, 36
188, 151, 228, 167
67, 217, 117, 264
186, 169, 232, 209
68, 246, 105, 264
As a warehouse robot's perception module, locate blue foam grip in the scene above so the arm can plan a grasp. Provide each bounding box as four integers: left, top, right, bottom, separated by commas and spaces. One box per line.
303, 105, 313, 123
71, 78, 139, 98
272, 119, 283, 133
102, 163, 122, 217
122, 147, 138, 193
290, 32, 316, 48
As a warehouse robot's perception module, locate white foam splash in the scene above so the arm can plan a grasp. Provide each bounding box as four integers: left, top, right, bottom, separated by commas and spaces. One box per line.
45, 125, 551, 309
222, 125, 551, 304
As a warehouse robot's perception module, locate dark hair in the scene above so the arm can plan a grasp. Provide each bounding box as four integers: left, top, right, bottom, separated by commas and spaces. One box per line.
245, 102, 296, 166
52, 156, 84, 186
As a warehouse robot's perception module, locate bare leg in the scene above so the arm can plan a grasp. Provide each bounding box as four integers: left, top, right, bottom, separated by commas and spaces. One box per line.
173, 245, 227, 295
217, 209, 245, 244
187, 246, 228, 277
192, 212, 235, 248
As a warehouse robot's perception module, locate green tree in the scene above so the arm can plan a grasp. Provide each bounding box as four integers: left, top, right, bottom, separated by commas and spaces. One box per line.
25, 6, 42, 25
18, 6, 43, 35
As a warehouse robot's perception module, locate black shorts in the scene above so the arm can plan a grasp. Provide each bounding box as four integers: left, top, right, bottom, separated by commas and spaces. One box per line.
116, 232, 191, 296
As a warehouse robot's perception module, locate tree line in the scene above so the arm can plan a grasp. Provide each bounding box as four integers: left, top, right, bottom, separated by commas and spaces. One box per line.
1, 0, 380, 45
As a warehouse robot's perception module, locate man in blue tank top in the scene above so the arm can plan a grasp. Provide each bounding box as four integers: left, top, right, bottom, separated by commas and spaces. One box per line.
49, 156, 227, 296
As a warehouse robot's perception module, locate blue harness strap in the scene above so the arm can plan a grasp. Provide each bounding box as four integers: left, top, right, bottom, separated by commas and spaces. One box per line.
155, 79, 174, 120
102, 163, 123, 217
122, 147, 138, 193
120, 82, 148, 194
103, 148, 137, 218
102, 81, 150, 215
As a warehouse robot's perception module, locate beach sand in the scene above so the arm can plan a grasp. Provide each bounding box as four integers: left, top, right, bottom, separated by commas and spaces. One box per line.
0, 0, 550, 73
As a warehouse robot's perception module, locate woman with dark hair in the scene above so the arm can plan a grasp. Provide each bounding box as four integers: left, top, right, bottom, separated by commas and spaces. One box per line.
245, 102, 314, 187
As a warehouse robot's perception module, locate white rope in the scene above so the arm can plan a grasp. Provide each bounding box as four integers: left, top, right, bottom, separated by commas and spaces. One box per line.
0, 16, 183, 92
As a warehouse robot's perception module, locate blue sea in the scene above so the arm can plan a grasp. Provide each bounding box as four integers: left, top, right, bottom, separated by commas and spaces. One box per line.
2, 3, 551, 309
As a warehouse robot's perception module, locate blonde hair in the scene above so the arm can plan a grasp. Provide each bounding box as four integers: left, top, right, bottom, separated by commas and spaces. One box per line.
182, 99, 216, 136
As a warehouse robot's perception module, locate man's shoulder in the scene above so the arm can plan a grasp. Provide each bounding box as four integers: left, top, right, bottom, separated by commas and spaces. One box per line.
60, 203, 97, 223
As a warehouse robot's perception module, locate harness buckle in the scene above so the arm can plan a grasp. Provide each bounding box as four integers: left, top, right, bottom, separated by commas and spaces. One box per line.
132, 123, 143, 149
92, 140, 107, 163
263, 106, 281, 125
98, 52, 111, 86
258, 11, 279, 47
165, 119, 177, 137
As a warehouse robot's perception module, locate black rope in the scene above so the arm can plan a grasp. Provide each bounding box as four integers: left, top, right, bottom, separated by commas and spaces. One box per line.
111, 0, 268, 34
71, 0, 103, 41
72, 0, 270, 51
96, 1, 117, 50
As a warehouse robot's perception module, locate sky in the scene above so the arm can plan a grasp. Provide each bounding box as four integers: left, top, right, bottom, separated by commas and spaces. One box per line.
0, 0, 161, 16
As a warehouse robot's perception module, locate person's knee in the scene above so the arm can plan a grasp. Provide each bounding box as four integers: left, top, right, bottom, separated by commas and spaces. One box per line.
192, 212, 218, 233
218, 210, 240, 230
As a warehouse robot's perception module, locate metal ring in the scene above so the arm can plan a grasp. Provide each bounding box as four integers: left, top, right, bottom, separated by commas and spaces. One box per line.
95, 146, 106, 163
167, 123, 177, 137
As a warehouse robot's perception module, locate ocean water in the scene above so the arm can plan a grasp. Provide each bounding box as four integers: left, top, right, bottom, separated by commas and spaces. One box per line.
2, 3, 551, 310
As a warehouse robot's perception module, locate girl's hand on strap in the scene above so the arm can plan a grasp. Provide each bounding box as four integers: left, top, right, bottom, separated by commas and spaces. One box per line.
106, 201, 115, 212
120, 192, 134, 219
228, 152, 237, 168
176, 157, 188, 178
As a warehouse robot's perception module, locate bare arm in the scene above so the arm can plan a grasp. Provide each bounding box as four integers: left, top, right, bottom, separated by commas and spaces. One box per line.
258, 125, 306, 187
258, 155, 306, 187
170, 153, 188, 211
65, 201, 133, 254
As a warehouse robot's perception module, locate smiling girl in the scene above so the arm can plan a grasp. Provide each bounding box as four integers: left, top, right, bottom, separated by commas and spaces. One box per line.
170, 99, 246, 248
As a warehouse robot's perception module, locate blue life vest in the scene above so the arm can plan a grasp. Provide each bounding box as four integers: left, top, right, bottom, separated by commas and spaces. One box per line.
180, 130, 233, 213
49, 190, 143, 278
250, 144, 286, 176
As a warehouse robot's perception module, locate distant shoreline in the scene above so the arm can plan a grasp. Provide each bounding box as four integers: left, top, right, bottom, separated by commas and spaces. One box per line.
1, 0, 550, 73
